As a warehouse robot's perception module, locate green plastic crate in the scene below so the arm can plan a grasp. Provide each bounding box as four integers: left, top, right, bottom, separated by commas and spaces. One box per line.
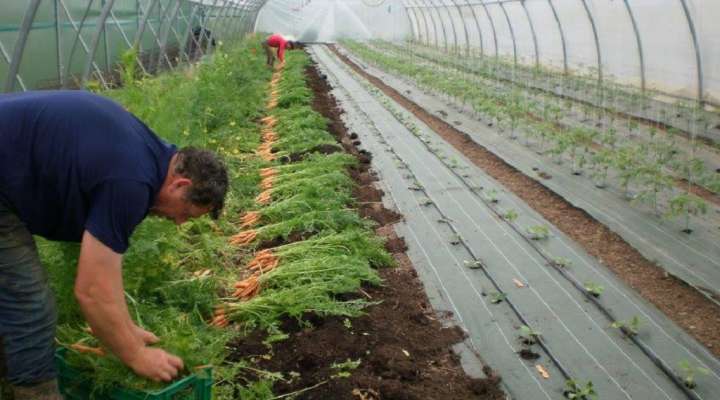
55, 348, 212, 400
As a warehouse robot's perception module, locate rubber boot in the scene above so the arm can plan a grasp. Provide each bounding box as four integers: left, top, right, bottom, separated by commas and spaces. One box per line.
11, 380, 62, 400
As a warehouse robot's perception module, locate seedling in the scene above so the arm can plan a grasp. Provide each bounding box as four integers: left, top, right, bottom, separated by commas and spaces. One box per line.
420, 198, 434, 206
549, 256, 572, 268
583, 282, 604, 297
526, 225, 550, 240
464, 260, 483, 269
484, 189, 499, 204
678, 360, 710, 389
502, 209, 518, 222
563, 379, 597, 399
611, 316, 641, 337
449, 235, 462, 245
489, 292, 506, 304
519, 325, 542, 345
331, 358, 362, 379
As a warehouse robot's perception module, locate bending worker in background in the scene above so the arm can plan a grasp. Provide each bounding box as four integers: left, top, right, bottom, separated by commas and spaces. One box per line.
0, 91, 229, 399
263, 33, 299, 68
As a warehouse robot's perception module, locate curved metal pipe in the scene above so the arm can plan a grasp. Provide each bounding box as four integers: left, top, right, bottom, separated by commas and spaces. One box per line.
580, 0, 602, 83
678, 0, 704, 105
462, 0, 483, 57
411, 0, 437, 48
497, 2, 517, 65
477, 0, 498, 58
425, 0, 449, 52
547, 0, 567, 74
409, 0, 431, 46
402, 2, 419, 43
520, 0, 539, 68
448, 0, 470, 57
436, 0, 459, 54
5, 0, 42, 92
621, 0, 645, 92
81, 0, 116, 87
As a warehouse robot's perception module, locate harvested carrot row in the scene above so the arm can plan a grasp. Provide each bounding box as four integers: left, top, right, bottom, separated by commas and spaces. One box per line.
260, 115, 277, 125
260, 176, 275, 190
232, 275, 260, 299
249, 257, 279, 274
229, 230, 257, 246
255, 190, 272, 205
260, 167, 277, 178
71, 343, 105, 357
240, 211, 261, 228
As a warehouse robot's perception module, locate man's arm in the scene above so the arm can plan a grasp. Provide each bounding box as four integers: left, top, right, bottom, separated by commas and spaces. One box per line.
74, 230, 183, 381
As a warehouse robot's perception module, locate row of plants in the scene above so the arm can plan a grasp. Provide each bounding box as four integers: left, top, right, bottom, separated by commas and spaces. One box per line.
43, 36, 391, 399
371, 40, 720, 197
343, 40, 717, 233
396, 40, 718, 147
330, 50, 710, 396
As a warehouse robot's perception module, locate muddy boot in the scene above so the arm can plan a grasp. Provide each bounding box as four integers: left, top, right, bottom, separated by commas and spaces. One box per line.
11, 380, 62, 400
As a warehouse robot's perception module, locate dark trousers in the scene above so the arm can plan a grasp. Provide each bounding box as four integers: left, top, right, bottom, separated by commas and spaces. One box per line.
0, 201, 57, 386
263, 42, 276, 67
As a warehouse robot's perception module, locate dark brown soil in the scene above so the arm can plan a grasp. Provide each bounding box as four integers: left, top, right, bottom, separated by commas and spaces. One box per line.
331, 45, 720, 357
223, 58, 505, 400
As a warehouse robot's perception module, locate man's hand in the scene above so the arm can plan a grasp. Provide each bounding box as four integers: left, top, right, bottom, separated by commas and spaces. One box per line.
75, 231, 185, 382
133, 325, 159, 345
127, 347, 184, 382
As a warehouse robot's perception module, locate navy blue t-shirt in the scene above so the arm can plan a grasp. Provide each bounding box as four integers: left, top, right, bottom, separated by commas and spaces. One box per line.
0, 91, 177, 253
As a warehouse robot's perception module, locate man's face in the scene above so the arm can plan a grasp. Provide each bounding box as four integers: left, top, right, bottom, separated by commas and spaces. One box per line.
151, 179, 211, 225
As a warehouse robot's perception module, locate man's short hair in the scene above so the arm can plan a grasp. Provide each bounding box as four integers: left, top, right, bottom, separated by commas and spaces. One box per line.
174, 147, 228, 219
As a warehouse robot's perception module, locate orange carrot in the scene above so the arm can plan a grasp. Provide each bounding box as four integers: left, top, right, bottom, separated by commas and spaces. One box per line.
71, 343, 105, 356
229, 230, 257, 245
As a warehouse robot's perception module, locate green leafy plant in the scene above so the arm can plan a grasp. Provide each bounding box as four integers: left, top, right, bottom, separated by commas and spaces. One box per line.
583, 282, 604, 297
519, 325, 542, 345
526, 225, 550, 240
611, 316, 642, 337
677, 360, 710, 389
564, 379, 597, 399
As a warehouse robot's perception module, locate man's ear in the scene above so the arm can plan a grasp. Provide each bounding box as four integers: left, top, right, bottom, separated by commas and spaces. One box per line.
170, 177, 192, 192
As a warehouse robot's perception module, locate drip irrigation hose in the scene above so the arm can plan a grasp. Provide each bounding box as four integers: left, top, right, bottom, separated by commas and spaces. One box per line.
314, 45, 574, 384
333, 45, 703, 400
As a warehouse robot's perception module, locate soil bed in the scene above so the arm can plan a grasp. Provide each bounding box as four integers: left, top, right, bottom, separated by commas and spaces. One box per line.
330, 45, 720, 358
225, 60, 504, 400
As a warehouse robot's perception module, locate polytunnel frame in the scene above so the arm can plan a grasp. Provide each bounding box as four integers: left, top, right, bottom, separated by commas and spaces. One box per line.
398, 0, 707, 106
2, 0, 268, 93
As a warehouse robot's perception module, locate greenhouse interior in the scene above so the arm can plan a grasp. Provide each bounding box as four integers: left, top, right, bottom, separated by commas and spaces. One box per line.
1, 0, 719, 399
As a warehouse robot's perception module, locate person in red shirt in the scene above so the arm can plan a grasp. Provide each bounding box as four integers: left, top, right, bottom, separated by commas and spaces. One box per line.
263, 33, 299, 68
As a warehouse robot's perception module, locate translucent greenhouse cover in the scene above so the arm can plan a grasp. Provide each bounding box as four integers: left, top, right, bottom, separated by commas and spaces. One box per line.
256, 0, 720, 107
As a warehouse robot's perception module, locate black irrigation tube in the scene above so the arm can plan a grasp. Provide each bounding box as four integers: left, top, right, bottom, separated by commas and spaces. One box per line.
335, 46, 704, 400
316, 47, 574, 385
370, 43, 715, 145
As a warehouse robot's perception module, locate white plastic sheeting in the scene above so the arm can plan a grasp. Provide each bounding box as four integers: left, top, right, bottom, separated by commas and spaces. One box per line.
396, 0, 719, 106
254, 0, 407, 43
256, 0, 716, 105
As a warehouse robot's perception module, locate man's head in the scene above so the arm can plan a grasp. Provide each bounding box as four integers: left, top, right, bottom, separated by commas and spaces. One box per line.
152, 147, 228, 224
287, 41, 301, 50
